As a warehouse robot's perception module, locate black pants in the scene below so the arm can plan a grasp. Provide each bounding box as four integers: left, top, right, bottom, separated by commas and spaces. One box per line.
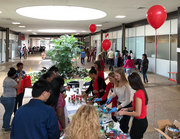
142, 68, 148, 83
81, 57, 85, 64
119, 102, 132, 133
130, 117, 148, 139
14, 90, 25, 114
109, 58, 114, 71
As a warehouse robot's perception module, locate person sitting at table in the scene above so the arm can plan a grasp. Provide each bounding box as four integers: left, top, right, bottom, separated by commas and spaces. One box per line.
94, 60, 104, 79
106, 68, 133, 133
46, 76, 68, 136
64, 105, 105, 139
83, 67, 106, 105
93, 72, 118, 121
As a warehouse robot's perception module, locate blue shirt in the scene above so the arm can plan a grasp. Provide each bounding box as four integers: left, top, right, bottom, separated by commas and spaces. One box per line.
81, 51, 85, 58
14, 70, 26, 79
11, 99, 60, 139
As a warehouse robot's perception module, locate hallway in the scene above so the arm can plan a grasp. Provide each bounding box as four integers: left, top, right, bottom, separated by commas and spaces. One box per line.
0, 55, 179, 139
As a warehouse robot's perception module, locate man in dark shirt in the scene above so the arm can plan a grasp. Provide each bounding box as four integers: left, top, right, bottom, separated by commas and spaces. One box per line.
11, 80, 60, 139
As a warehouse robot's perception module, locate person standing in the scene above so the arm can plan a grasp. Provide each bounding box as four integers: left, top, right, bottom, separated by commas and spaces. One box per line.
64, 105, 104, 139
0, 68, 22, 131
86, 48, 90, 62
23, 47, 28, 59
46, 76, 68, 136
141, 54, 149, 83
107, 49, 114, 71
114, 50, 118, 67
129, 50, 134, 60
123, 56, 136, 76
97, 54, 105, 72
11, 80, 60, 139
94, 72, 118, 121
83, 67, 106, 105
122, 47, 128, 57
80, 49, 86, 65
107, 68, 132, 133
14, 62, 26, 114
118, 72, 148, 139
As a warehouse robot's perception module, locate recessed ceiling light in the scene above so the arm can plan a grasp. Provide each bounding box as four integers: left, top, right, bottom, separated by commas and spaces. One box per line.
12, 22, 21, 25
96, 24, 102, 27
19, 25, 26, 28
76, 33, 80, 35
115, 15, 126, 18
32, 32, 37, 35
16, 6, 107, 21
0, 11, 2, 14
27, 30, 32, 32
38, 29, 76, 33
81, 31, 87, 33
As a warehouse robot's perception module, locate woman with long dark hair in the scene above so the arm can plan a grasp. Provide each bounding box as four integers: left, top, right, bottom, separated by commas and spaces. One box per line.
83, 66, 106, 105
46, 76, 68, 134
141, 54, 149, 83
94, 60, 104, 79
118, 72, 148, 139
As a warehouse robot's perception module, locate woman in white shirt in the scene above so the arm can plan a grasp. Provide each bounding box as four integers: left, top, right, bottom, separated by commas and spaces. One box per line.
106, 68, 132, 133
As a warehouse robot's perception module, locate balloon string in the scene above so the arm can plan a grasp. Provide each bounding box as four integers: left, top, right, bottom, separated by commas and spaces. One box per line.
153, 30, 158, 128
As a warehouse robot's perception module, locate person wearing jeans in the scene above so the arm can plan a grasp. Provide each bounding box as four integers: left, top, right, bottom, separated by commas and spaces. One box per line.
14, 62, 26, 114
1, 67, 22, 131
123, 55, 136, 76
107, 49, 114, 71
141, 54, 149, 83
80, 49, 86, 65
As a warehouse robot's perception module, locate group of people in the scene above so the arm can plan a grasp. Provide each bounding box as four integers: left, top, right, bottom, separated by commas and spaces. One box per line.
1, 56, 149, 139
80, 47, 97, 65
82, 57, 148, 138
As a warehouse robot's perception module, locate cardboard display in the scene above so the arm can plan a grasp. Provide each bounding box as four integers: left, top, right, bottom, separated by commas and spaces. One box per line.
155, 119, 180, 139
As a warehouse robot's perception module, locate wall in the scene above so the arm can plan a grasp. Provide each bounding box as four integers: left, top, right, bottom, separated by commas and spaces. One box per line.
126, 19, 177, 78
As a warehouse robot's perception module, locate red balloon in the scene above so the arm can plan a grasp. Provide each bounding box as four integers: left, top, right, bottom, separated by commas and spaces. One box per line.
147, 5, 167, 30
89, 24, 96, 33
102, 39, 111, 51
105, 33, 109, 38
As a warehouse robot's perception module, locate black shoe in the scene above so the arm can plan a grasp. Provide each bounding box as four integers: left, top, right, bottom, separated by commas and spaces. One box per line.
112, 116, 118, 122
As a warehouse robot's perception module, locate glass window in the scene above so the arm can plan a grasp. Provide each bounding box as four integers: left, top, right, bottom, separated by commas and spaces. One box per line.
157, 35, 169, 60
117, 38, 122, 52
146, 36, 155, 58
128, 37, 136, 56
136, 37, 144, 59
170, 35, 177, 61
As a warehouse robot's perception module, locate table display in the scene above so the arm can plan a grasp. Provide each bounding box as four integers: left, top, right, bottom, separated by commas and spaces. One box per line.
65, 87, 130, 139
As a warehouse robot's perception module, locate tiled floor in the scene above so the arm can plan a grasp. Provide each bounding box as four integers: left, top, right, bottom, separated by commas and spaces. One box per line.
0, 55, 179, 139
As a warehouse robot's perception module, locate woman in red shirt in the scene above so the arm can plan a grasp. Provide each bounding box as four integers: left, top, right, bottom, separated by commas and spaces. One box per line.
94, 72, 118, 121
118, 72, 148, 139
94, 60, 104, 79
123, 55, 136, 76
84, 67, 106, 105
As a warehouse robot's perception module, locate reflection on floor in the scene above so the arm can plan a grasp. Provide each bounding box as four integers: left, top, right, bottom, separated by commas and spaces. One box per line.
0, 55, 179, 139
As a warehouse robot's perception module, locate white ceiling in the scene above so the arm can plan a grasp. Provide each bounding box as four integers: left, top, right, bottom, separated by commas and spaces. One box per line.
0, 0, 180, 35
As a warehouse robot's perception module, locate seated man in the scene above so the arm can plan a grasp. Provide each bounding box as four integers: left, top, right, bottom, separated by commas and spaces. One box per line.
11, 80, 60, 139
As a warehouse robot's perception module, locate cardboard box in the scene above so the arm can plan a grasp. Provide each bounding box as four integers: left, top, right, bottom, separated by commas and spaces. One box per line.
154, 119, 180, 139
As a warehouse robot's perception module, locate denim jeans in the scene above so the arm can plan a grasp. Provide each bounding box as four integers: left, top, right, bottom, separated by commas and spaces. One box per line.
142, 68, 148, 83
126, 68, 132, 76
14, 90, 25, 114
81, 57, 85, 64
0, 96, 15, 130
